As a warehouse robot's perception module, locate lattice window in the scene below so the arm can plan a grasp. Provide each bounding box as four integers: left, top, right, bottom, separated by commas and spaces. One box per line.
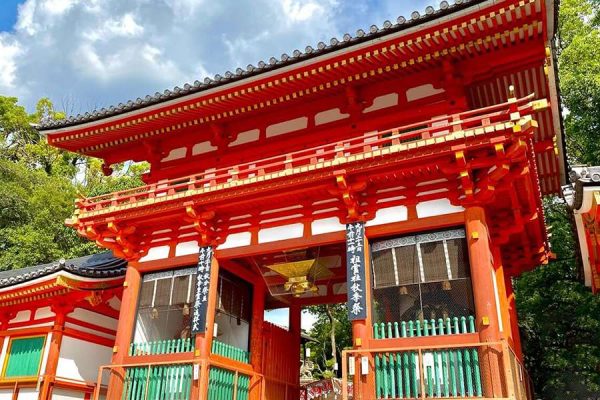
371, 229, 475, 324
133, 267, 253, 353
214, 270, 252, 352
3, 336, 45, 378
133, 267, 196, 348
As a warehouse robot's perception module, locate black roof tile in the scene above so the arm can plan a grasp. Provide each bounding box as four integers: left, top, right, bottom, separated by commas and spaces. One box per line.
37, 0, 485, 131
0, 252, 127, 289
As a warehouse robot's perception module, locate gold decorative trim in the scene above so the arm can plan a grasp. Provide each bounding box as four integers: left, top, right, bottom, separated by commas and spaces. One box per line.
50, 0, 541, 149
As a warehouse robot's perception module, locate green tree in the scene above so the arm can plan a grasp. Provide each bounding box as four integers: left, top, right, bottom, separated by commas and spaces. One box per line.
515, 200, 600, 398
305, 304, 352, 378
558, 0, 600, 165
0, 96, 145, 270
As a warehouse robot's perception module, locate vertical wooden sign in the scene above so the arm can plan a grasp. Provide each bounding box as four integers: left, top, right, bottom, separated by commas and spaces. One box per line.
191, 246, 213, 334
346, 222, 367, 320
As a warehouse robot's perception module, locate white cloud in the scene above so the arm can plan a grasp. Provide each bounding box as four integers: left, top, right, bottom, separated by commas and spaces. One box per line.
0, 35, 23, 88
281, 0, 329, 23
41, 0, 77, 16
0, 0, 437, 114
84, 13, 144, 42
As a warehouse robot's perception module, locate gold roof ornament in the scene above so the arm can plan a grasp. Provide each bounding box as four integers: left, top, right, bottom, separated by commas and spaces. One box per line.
266, 257, 334, 297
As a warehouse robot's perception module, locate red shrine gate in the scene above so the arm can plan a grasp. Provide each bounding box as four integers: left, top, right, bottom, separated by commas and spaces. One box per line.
36, 0, 564, 398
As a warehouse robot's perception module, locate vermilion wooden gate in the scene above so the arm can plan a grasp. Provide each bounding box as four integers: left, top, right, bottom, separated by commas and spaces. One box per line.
262, 322, 300, 399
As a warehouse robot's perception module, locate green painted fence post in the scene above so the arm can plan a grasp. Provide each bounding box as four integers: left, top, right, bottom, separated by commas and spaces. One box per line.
426, 365, 433, 397
468, 315, 483, 397
442, 350, 450, 397
387, 323, 396, 399
374, 324, 382, 398
434, 351, 441, 397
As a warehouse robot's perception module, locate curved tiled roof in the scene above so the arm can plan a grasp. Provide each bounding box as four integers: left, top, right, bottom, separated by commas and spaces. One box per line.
38, 0, 485, 130
563, 166, 600, 210
0, 252, 127, 289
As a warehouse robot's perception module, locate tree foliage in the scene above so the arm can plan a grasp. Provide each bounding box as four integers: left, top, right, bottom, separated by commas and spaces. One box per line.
512, 2, 600, 398
558, 0, 600, 165
305, 304, 352, 379
516, 200, 600, 399
0, 96, 145, 270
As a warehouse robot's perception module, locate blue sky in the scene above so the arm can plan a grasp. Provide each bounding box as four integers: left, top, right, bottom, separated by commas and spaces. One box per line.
0, 0, 437, 114
0, 1, 22, 31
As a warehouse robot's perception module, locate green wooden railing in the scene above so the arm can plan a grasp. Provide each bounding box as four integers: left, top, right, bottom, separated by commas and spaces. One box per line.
372, 316, 482, 399
208, 368, 250, 400
373, 316, 477, 339
211, 340, 250, 364
121, 364, 193, 400
129, 338, 194, 356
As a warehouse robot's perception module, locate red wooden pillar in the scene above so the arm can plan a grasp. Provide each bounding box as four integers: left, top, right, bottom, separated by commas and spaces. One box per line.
505, 277, 523, 359
492, 246, 512, 344
249, 280, 266, 400
108, 266, 141, 399
197, 253, 220, 400
39, 303, 72, 400
465, 207, 504, 397
289, 301, 302, 400
352, 233, 374, 400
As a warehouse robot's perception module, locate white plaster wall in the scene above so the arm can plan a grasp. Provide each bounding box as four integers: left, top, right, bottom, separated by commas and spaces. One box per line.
161, 147, 187, 162
314, 108, 349, 125
35, 307, 55, 320
9, 310, 30, 324
192, 141, 216, 155
175, 241, 200, 256
258, 223, 303, 243
406, 84, 445, 102
266, 117, 308, 137
39, 333, 53, 377
0, 390, 12, 400
0, 335, 9, 371
311, 217, 345, 235
139, 245, 170, 262
64, 323, 115, 340
8, 322, 53, 330
51, 389, 85, 400
218, 232, 252, 249
70, 308, 118, 331
363, 93, 399, 113
17, 389, 38, 400
230, 129, 260, 146
57, 336, 112, 383
416, 199, 464, 218
366, 206, 408, 227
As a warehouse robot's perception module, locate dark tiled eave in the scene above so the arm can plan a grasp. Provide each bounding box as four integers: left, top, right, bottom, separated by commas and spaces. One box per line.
0, 252, 127, 289
38, 0, 486, 131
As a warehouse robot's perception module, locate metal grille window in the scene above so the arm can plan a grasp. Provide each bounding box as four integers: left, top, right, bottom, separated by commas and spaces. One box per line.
214, 270, 252, 352
371, 229, 475, 324
134, 267, 196, 346
133, 267, 253, 353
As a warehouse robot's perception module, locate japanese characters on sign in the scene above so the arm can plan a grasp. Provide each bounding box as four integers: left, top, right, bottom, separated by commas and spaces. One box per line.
346, 222, 367, 320
191, 246, 213, 334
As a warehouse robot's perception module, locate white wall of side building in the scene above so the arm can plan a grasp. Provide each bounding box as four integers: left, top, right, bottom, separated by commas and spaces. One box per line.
52, 388, 85, 400
57, 336, 113, 384
16, 389, 38, 400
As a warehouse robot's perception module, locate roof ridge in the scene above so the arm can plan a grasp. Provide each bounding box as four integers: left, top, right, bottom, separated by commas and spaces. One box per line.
38, 0, 484, 130
0, 252, 127, 289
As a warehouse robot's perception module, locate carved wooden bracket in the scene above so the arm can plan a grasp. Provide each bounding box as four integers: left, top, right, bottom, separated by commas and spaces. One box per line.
329, 170, 367, 223
184, 204, 218, 246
